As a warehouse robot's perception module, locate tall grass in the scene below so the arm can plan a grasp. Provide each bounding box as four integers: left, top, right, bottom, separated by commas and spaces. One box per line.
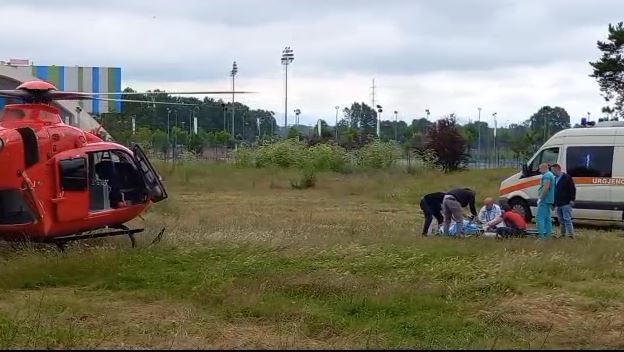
1, 163, 623, 349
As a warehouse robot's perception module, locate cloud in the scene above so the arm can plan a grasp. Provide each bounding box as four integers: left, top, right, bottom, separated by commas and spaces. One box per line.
0, 0, 618, 125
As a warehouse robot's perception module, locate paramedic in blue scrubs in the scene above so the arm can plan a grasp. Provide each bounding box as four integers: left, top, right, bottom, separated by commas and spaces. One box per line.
536, 163, 555, 238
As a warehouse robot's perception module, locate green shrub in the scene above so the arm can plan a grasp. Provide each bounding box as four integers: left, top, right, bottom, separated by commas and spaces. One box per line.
233, 146, 254, 167
255, 139, 305, 168
234, 140, 402, 174
356, 140, 401, 169
306, 144, 348, 172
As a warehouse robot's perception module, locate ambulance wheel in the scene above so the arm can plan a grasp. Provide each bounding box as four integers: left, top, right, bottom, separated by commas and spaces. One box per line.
509, 198, 531, 222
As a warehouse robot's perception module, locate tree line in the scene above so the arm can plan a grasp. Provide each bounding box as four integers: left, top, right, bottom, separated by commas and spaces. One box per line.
98, 21, 624, 166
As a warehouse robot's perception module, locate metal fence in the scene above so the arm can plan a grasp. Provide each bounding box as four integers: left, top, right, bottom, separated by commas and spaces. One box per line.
147, 144, 525, 170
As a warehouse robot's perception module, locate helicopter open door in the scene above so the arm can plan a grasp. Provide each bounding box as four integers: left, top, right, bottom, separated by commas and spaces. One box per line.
131, 144, 168, 203
53, 156, 90, 222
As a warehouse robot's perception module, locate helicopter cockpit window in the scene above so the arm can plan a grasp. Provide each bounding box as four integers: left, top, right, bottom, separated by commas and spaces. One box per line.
0, 108, 26, 121
37, 109, 63, 124
0, 107, 63, 124
88, 150, 146, 210
59, 158, 88, 191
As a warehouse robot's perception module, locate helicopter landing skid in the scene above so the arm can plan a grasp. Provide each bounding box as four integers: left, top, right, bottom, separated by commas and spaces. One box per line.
48, 225, 144, 251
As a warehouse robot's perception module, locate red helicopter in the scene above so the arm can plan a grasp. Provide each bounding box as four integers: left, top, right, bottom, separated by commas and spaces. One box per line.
0, 80, 246, 250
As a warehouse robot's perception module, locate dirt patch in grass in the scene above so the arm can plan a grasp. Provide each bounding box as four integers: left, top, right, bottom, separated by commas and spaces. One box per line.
481, 292, 624, 348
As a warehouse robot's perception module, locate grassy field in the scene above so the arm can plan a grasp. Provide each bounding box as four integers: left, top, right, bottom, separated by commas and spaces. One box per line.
2, 163, 624, 349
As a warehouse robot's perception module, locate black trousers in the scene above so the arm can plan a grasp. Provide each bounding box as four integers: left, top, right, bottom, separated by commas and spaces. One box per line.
420, 198, 443, 235
495, 226, 526, 238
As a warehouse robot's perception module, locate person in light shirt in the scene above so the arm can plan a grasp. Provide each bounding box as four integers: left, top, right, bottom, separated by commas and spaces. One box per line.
478, 197, 504, 231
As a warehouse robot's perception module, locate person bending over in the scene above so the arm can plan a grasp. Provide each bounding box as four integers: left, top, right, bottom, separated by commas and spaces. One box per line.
420, 192, 445, 236
442, 188, 477, 237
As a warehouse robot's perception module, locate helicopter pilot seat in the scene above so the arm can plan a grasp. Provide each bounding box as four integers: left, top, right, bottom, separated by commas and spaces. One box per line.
94, 160, 125, 208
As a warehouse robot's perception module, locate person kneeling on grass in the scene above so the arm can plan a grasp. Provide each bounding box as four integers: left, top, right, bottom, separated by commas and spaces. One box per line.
496, 204, 528, 238
478, 197, 504, 232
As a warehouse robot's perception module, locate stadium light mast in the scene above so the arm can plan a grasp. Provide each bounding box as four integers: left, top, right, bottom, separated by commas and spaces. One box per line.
166, 108, 171, 143
192, 106, 200, 135
394, 110, 398, 142
281, 46, 294, 137
425, 109, 430, 120
230, 61, 238, 138
294, 108, 301, 127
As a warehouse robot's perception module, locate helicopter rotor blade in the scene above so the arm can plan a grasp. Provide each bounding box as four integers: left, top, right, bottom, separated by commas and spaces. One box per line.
0, 90, 30, 98
90, 97, 200, 106
60, 90, 256, 96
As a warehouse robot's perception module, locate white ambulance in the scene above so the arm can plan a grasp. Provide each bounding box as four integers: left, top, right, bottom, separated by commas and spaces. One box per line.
499, 120, 624, 224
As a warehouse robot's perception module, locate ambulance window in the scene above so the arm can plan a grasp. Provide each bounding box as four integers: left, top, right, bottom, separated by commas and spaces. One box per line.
528, 147, 559, 175
541, 148, 560, 166
60, 158, 88, 191
567, 146, 613, 178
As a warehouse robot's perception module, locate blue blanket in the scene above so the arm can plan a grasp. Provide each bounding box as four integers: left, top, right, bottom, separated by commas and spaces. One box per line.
437, 220, 482, 236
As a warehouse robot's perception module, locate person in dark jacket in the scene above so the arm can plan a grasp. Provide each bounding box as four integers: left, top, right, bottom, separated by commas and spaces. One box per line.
442, 188, 477, 237
552, 164, 576, 238
419, 192, 445, 236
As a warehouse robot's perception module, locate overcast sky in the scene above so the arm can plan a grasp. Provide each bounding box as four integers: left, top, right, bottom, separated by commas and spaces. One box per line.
0, 0, 621, 126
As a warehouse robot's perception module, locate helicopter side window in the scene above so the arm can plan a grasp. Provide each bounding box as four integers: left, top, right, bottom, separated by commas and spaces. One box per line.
59, 158, 88, 191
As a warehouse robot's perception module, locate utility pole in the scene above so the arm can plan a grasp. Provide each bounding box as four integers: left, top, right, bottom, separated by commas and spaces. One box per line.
231, 61, 238, 138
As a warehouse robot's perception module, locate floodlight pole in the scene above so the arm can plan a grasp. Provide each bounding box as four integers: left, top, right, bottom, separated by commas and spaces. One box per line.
190, 106, 198, 135
166, 107, 171, 144
281, 46, 294, 137
394, 110, 398, 142
231, 61, 238, 138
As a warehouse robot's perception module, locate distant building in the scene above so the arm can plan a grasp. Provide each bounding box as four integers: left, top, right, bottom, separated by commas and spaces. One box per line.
0, 60, 122, 114
0, 60, 121, 136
